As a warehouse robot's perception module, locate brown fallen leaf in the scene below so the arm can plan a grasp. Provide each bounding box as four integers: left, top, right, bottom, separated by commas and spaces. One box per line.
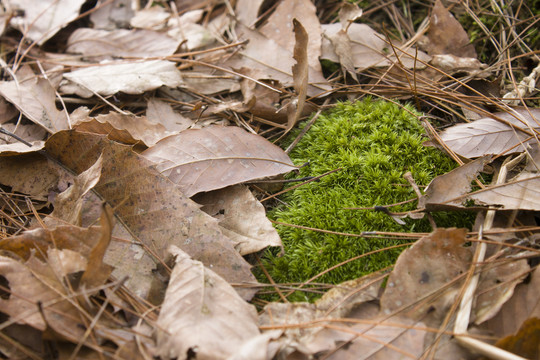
195, 185, 282, 255
0, 66, 69, 133
63, 60, 183, 97
380, 228, 472, 323
73, 110, 172, 147
45, 130, 257, 299
438, 108, 540, 159
146, 98, 194, 133
156, 246, 260, 360
467, 171, 540, 211
424, 0, 477, 58
419, 156, 491, 210
285, 18, 309, 136
141, 125, 297, 197
67, 28, 181, 59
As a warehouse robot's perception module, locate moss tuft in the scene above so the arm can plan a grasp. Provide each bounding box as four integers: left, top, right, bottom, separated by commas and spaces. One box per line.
259, 98, 474, 302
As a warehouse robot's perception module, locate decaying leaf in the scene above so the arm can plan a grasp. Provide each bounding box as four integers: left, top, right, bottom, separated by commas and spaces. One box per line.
380, 228, 472, 322
63, 60, 183, 96
419, 156, 491, 210
67, 28, 181, 59
0, 66, 69, 132
438, 108, 540, 158
45, 130, 257, 299
286, 19, 309, 134
195, 185, 282, 255
467, 172, 540, 210
141, 125, 297, 197
424, 0, 477, 57
156, 246, 260, 360
9, 0, 85, 44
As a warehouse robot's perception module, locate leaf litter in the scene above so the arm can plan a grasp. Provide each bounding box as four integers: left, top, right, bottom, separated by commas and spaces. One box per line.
0, 0, 537, 359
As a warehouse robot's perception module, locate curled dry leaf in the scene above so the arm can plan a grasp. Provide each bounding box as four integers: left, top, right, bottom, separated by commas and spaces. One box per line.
424, 0, 477, 57
286, 18, 309, 134
67, 28, 181, 59
156, 246, 260, 360
63, 60, 183, 96
419, 156, 491, 210
0, 66, 69, 133
438, 108, 540, 158
321, 23, 431, 71
380, 228, 472, 323
9, 0, 86, 44
73, 111, 172, 147
141, 125, 297, 197
467, 172, 540, 211
0, 253, 85, 341
45, 130, 256, 299
195, 185, 282, 255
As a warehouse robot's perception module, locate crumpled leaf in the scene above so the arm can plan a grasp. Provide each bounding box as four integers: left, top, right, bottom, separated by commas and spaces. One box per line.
9, 0, 85, 44
195, 185, 282, 255
438, 108, 540, 158
467, 172, 540, 210
45, 130, 256, 299
321, 23, 431, 70
73, 110, 172, 147
156, 246, 260, 360
0, 252, 85, 340
0, 66, 69, 132
419, 156, 491, 210
380, 228, 472, 322
63, 60, 183, 96
67, 28, 181, 59
424, 0, 477, 57
141, 125, 297, 197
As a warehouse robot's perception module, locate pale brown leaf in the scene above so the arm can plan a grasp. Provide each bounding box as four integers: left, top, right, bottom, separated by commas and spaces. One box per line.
467, 172, 540, 210
286, 18, 309, 134
439, 108, 540, 158
9, 0, 85, 44
67, 28, 181, 59
419, 156, 491, 210
156, 246, 260, 360
63, 60, 183, 96
424, 0, 477, 57
380, 228, 472, 322
73, 111, 172, 147
0, 66, 69, 132
141, 125, 297, 197
45, 130, 256, 299
146, 98, 194, 133
195, 185, 282, 255
259, 0, 323, 74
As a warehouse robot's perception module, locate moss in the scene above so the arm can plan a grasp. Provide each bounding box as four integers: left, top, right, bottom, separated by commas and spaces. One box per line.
259, 98, 474, 302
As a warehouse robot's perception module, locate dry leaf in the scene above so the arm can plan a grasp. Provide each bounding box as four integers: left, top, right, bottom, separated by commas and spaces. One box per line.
74, 111, 172, 147
235, 0, 264, 26
67, 28, 181, 59
195, 185, 282, 255
45, 130, 257, 299
156, 246, 260, 360
141, 125, 297, 197
63, 60, 183, 96
439, 108, 540, 158
0, 66, 69, 132
419, 156, 491, 210
321, 23, 431, 70
468, 172, 540, 210
424, 0, 477, 57
9, 0, 85, 44
380, 228, 472, 322
286, 18, 309, 134
259, 0, 323, 74
147, 98, 194, 132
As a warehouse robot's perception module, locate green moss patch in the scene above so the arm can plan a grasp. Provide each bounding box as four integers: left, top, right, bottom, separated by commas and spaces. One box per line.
260, 98, 474, 301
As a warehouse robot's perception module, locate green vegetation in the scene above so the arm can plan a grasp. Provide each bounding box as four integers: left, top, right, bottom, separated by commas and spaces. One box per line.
260, 98, 475, 302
